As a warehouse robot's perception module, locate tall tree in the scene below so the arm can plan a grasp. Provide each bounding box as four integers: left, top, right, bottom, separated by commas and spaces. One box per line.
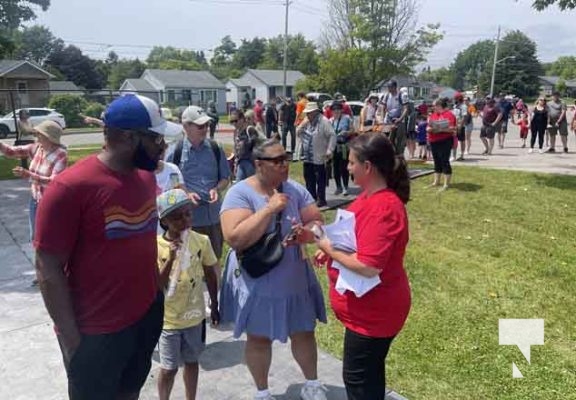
321, 0, 442, 94
531, 0, 576, 10
210, 35, 239, 80
46, 45, 106, 89
417, 66, 453, 87
478, 31, 543, 98
259, 34, 319, 75
0, 0, 51, 57
449, 40, 495, 90
11, 25, 64, 65
232, 37, 266, 70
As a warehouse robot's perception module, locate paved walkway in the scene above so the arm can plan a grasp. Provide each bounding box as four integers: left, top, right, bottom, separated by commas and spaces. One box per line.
0, 178, 406, 400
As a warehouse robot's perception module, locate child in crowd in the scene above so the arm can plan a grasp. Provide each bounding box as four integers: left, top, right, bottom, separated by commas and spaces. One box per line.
156, 189, 220, 400
416, 115, 430, 160
515, 112, 530, 148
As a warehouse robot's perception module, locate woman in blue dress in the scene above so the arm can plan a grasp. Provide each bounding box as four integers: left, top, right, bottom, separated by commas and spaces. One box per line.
220, 139, 328, 400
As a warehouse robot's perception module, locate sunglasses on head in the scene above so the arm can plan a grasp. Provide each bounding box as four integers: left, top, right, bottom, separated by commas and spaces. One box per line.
257, 154, 290, 166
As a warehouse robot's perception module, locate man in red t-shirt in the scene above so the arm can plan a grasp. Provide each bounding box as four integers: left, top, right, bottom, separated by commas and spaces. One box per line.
34, 94, 181, 399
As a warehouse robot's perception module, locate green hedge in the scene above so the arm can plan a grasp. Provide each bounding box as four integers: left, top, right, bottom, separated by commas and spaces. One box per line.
48, 95, 88, 128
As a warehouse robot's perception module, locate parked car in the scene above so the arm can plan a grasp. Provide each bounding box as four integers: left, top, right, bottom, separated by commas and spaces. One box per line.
0, 108, 67, 138
306, 92, 333, 105
346, 101, 365, 131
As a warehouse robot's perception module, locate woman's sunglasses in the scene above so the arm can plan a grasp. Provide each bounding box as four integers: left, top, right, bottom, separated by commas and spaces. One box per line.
257, 154, 290, 166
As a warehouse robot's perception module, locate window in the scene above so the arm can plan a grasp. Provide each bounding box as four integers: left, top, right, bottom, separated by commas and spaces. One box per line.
200, 90, 217, 103
16, 81, 28, 93
28, 109, 49, 117
182, 90, 192, 101
167, 90, 175, 102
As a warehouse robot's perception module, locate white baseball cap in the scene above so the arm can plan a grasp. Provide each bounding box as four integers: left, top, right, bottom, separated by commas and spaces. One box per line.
181, 105, 212, 125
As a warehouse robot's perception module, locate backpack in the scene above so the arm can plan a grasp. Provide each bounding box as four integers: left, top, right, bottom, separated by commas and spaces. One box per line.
383, 92, 408, 121
172, 138, 222, 181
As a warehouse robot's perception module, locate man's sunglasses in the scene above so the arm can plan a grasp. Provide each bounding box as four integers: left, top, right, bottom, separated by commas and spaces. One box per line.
257, 154, 290, 166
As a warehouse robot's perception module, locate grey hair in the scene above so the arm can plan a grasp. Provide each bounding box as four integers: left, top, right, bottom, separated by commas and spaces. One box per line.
252, 138, 283, 160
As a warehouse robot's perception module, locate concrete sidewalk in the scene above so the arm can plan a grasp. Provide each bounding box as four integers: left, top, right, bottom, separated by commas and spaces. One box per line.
0, 178, 407, 400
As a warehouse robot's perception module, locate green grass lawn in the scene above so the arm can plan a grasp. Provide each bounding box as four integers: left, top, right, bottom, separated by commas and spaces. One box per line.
0, 147, 101, 180
312, 166, 576, 399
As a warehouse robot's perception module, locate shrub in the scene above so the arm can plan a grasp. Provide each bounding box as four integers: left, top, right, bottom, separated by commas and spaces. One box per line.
83, 102, 106, 119
48, 94, 88, 128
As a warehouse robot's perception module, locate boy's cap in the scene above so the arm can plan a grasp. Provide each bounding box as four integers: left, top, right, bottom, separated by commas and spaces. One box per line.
104, 94, 181, 137
157, 189, 193, 220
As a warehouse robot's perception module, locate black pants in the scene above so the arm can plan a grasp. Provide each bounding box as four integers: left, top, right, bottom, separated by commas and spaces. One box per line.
209, 121, 217, 139
343, 329, 395, 400
60, 292, 164, 400
303, 162, 327, 205
281, 123, 296, 153
430, 138, 453, 175
333, 146, 349, 189
531, 123, 546, 149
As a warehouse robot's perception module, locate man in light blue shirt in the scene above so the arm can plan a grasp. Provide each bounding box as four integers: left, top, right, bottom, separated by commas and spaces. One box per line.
166, 105, 231, 265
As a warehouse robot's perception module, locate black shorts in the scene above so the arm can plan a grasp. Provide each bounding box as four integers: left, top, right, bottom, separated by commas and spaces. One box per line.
60, 292, 164, 400
500, 119, 509, 133
407, 131, 417, 140
457, 126, 466, 142
480, 125, 497, 139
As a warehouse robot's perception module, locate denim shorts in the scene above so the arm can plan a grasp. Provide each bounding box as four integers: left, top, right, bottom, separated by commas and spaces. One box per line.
159, 320, 206, 370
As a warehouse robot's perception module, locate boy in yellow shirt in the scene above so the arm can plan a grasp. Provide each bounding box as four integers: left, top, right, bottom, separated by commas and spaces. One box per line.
156, 189, 220, 400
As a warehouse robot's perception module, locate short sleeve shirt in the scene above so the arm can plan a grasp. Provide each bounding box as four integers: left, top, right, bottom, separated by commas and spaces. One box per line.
155, 161, 184, 194
34, 155, 159, 334
158, 231, 217, 329
547, 100, 567, 121
327, 189, 411, 337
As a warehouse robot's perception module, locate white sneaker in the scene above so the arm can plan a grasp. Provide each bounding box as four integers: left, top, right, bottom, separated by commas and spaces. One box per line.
528, 148, 534, 154
300, 383, 328, 400
449, 156, 455, 162
539, 149, 544, 154
464, 150, 470, 155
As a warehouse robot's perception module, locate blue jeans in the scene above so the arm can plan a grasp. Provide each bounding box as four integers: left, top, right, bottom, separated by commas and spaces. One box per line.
29, 197, 38, 242
236, 159, 255, 181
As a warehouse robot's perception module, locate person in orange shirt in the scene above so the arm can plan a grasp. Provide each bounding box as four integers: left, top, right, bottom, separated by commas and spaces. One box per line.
296, 91, 309, 126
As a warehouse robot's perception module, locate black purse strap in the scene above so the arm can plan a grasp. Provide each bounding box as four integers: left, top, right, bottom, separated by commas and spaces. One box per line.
274, 183, 283, 233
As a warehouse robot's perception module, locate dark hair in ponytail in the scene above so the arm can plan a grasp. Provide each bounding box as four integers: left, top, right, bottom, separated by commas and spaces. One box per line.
349, 133, 410, 204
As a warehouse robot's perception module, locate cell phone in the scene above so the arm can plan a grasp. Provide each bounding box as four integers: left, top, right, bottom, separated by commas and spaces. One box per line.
283, 225, 299, 243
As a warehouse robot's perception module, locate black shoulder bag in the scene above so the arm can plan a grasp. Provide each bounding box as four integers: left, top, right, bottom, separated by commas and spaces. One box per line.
236, 186, 285, 279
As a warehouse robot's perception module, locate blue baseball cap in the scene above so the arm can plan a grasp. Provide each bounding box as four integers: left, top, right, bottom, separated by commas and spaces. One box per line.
157, 189, 193, 220
104, 94, 182, 137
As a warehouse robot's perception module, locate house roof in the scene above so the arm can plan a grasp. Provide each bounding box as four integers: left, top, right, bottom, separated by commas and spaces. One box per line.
122, 78, 157, 92
538, 76, 576, 88
145, 69, 225, 89
246, 69, 305, 87
0, 60, 53, 78
49, 81, 82, 92
228, 77, 252, 87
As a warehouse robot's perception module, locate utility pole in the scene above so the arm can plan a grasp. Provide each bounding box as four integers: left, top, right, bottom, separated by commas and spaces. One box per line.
489, 25, 501, 98
282, 0, 290, 97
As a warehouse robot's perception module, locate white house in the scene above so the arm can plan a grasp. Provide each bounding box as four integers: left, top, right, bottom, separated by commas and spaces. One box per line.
120, 69, 227, 114
226, 69, 305, 107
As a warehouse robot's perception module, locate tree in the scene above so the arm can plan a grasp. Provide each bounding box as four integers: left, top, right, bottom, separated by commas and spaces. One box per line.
232, 37, 266, 70
531, 0, 576, 10
417, 66, 453, 87
210, 35, 239, 80
108, 58, 146, 89
320, 0, 443, 94
146, 46, 205, 70
481, 30, 543, 97
259, 34, 319, 75
0, 0, 51, 57
448, 40, 495, 90
11, 25, 63, 65
46, 45, 106, 89
546, 56, 576, 80
556, 78, 567, 96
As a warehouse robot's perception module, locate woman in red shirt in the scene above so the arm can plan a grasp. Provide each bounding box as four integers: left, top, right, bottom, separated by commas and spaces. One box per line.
427, 97, 457, 191
314, 133, 411, 400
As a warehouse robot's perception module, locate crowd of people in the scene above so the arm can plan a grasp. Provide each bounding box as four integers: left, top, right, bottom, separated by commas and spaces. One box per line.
9, 92, 412, 400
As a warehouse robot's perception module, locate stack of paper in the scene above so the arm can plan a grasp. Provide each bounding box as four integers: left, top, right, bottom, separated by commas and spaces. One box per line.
324, 209, 381, 297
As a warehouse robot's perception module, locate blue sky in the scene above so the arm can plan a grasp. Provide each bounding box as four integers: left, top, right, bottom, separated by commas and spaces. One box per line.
31, 0, 576, 68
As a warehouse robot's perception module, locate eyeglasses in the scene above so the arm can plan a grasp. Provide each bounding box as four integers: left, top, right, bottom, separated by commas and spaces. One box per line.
229, 119, 238, 124
257, 155, 290, 166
